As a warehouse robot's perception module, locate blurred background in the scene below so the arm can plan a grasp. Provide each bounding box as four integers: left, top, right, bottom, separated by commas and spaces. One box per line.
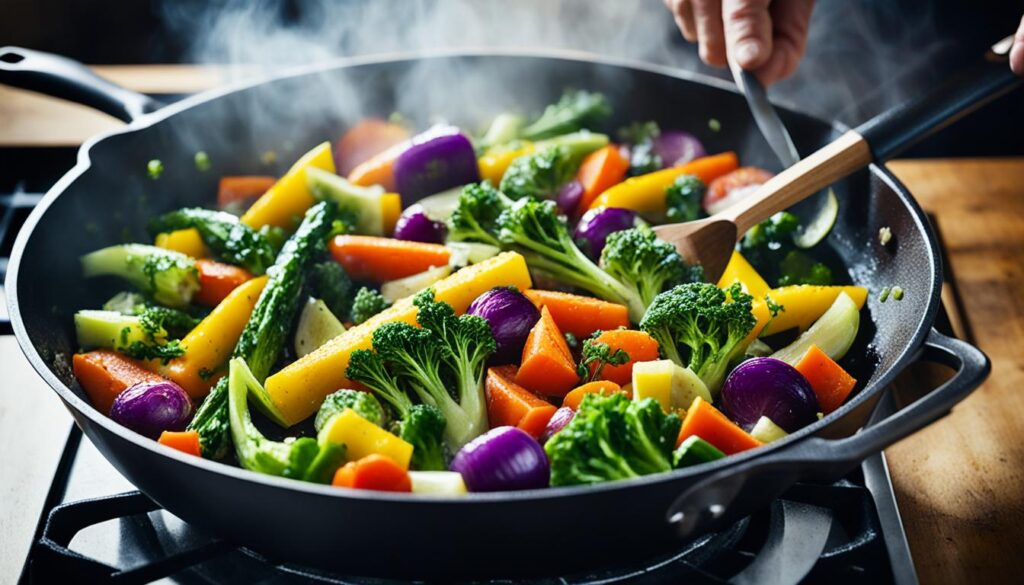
2, 0, 1022, 157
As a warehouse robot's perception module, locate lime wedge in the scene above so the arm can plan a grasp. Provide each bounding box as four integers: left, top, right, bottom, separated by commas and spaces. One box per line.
793, 188, 839, 249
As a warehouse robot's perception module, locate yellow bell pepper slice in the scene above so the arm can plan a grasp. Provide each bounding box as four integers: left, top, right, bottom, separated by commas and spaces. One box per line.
265, 251, 533, 426
318, 409, 413, 470
753, 285, 868, 338
478, 143, 535, 184
381, 192, 402, 235
717, 251, 770, 298
155, 229, 207, 259
241, 142, 335, 230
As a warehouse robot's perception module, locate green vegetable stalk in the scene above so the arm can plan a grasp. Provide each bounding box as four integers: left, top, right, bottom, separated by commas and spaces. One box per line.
81, 244, 200, 309
148, 208, 276, 275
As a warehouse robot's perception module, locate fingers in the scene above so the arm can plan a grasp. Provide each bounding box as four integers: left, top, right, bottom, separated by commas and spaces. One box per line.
1012, 14, 1024, 76
752, 0, 814, 84
665, 0, 697, 42
693, 0, 727, 67
722, 0, 773, 71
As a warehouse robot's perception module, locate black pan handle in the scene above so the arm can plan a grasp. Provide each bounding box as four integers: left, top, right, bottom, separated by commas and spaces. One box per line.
0, 46, 163, 123
665, 328, 989, 539
856, 35, 1022, 161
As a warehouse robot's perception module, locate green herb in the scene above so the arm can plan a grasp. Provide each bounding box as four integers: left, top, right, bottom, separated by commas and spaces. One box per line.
891, 286, 904, 301
147, 159, 164, 179
122, 339, 185, 363
878, 226, 892, 246
708, 118, 721, 132
194, 151, 211, 171
576, 331, 630, 383
198, 367, 217, 381
879, 287, 891, 302
564, 332, 579, 351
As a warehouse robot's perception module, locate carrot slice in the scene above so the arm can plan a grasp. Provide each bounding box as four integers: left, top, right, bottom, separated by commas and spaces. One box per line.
515, 306, 579, 397
562, 380, 627, 410
794, 344, 857, 414
194, 259, 253, 307
677, 397, 762, 454
522, 289, 629, 339
73, 350, 171, 415
346, 140, 409, 191
216, 176, 276, 210
328, 235, 451, 282
588, 329, 660, 385
576, 144, 630, 213
335, 119, 411, 175
332, 454, 412, 492
485, 365, 557, 437
158, 430, 202, 457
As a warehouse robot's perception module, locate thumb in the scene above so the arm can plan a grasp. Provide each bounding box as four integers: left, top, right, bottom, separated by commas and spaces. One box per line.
722, 0, 773, 70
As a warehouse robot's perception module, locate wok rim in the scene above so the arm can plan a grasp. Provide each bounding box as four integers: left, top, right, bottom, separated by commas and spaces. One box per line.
4, 47, 942, 504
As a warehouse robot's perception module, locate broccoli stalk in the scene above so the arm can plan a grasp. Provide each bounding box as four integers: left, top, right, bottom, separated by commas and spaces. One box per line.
148, 208, 276, 275
639, 282, 756, 393
600, 226, 702, 318
545, 392, 681, 486
81, 244, 200, 308
520, 90, 612, 141
349, 286, 391, 325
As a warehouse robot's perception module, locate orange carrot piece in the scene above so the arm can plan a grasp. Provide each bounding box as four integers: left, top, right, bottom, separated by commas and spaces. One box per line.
486, 365, 558, 437
794, 344, 857, 414
588, 329, 660, 385
346, 140, 409, 191
515, 306, 579, 397
332, 454, 412, 492
194, 259, 253, 307
576, 144, 629, 213
158, 430, 202, 457
335, 119, 411, 175
216, 176, 276, 210
72, 350, 171, 415
522, 289, 630, 339
562, 380, 627, 410
679, 151, 741, 184
328, 235, 451, 282
677, 397, 762, 454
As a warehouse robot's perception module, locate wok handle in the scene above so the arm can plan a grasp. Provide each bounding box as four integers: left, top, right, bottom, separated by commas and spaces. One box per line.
856, 35, 1022, 161
0, 46, 163, 123
665, 328, 989, 539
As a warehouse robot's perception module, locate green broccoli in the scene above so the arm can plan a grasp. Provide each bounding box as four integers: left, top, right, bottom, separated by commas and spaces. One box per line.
618, 121, 661, 176
349, 286, 391, 325
307, 261, 353, 320
777, 250, 834, 286
545, 392, 681, 486
639, 282, 756, 392
599, 226, 702, 317
739, 211, 834, 287
228, 358, 345, 483
520, 90, 612, 141
499, 146, 578, 201
664, 174, 706, 223
475, 112, 526, 153
148, 208, 276, 275
314, 388, 386, 432
576, 331, 630, 383
447, 182, 513, 247
81, 244, 200, 309
137, 305, 201, 339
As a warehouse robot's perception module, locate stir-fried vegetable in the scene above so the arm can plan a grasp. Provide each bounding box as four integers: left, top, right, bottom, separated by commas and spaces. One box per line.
149, 208, 276, 275
81, 244, 200, 309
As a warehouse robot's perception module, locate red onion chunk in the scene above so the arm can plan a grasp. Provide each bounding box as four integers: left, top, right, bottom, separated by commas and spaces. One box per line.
574, 207, 638, 261
467, 287, 540, 363
450, 426, 550, 492
539, 407, 575, 444
110, 381, 193, 439
653, 130, 706, 167
556, 180, 584, 217
393, 204, 447, 243
720, 357, 819, 433
393, 126, 480, 200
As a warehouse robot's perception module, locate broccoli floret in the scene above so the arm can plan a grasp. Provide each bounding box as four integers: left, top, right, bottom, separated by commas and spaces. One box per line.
520, 90, 612, 141
314, 388, 386, 432
499, 146, 578, 201
228, 358, 344, 483
665, 174, 706, 223
307, 261, 353, 319
148, 208, 276, 275
349, 287, 391, 325
137, 305, 201, 339
600, 226, 702, 318
346, 349, 416, 414
576, 331, 630, 383
81, 244, 200, 309
639, 282, 756, 392
619, 121, 662, 177
545, 392, 681, 486
740, 211, 834, 287
447, 182, 513, 247
777, 250, 834, 286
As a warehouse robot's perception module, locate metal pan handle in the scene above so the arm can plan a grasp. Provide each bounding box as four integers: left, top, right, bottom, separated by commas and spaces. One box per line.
0, 46, 163, 123
665, 328, 989, 539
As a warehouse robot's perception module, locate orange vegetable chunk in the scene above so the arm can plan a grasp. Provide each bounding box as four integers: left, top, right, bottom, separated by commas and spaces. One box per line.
485, 365, 557, 437
576, 144, 629, 213
332, 454, 412, 492
335, 119, 411, 175
562, 380, 626, 410
216, 176, 276, 210
158, 430, 202, 457
515, 306, 579, 397
329, 235, 451, 282
677, 397, 762, 454
588, 329, 660, 385
73, 350, 171, 415
194, 259, 253, 307
522, 289, 629, 338
794, 344, 857, 414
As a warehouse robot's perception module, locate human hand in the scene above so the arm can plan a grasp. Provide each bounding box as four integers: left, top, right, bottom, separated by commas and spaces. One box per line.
663, 0, 815, 85
1012, 14, 1024, 76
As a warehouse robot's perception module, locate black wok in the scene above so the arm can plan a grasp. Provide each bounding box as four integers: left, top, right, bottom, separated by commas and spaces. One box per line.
0, 43, 1013, 578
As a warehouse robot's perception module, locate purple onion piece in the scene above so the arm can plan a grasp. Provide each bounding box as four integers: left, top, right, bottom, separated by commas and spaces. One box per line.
450, 426, 550, 492
574, 207, 639, 261
556, 180, 584, 217
652, 130, 706, 167
539, 407, 575, 445
393, 204, 447, 243
720, 357, 819, 433
467, 287, 540, 364
393, 125, 480, 200
110, 381, 193, 439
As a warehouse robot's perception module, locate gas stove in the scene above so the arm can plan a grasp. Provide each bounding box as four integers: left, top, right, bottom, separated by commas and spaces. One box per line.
2, 141, 921, 585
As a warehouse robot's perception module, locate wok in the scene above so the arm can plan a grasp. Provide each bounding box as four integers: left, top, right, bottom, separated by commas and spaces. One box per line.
0, 42, 1014, 578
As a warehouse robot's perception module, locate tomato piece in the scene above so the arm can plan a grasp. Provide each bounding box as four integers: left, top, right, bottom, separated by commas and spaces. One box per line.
703, 167, 774, 212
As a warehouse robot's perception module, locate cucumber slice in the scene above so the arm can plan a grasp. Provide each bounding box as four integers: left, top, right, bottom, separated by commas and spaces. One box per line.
409, 471, 468, 495
673, 436, 726, 468
416, 186, 465, 222
294, 298, 346, 358
380, 265, 453, 303
446, 242, 502, 267
793, 188, 839, 249
533, 130, 610, 160
74, 310, 165, 351
771, 291, 860, 366
306, 166, 386, 235
750, 416, 788, 443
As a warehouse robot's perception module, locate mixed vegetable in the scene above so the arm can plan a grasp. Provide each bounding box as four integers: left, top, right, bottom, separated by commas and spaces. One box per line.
71, 90, 869, 494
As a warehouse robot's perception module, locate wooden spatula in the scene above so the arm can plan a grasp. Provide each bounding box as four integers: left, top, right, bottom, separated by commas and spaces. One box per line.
655, 35, 1021, 284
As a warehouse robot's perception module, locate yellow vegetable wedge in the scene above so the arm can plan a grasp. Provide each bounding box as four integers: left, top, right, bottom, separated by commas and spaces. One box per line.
717, 251, 770, 298
754, 284, 868, 338
155, 229, 207, 259
381, 192, 403, 235
158, 276, 268, 398
264, 251, 533, 426
241, 142, 335, 230
318, 409, 413, 470
478, 143, 535, 184
632, 359, 711, 411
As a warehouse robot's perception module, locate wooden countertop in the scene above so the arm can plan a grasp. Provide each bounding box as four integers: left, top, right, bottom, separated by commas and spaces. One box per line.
2, 66, 1023, 583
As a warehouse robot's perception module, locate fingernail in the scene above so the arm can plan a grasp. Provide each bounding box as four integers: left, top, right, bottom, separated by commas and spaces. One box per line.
736, 42, 761, 66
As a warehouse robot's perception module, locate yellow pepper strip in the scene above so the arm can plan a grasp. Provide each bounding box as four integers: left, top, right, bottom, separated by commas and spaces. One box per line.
157, 276, 268, 398
318, 409, 413, 470
589, 151, 739, 215
381, 192, 402, 235
477, 143, 535, 184
717, 251, 770, 298
241, 142, 335, 230
155, 229, 207, 259
265, 251, 532, 426
751, 285, 868, 340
